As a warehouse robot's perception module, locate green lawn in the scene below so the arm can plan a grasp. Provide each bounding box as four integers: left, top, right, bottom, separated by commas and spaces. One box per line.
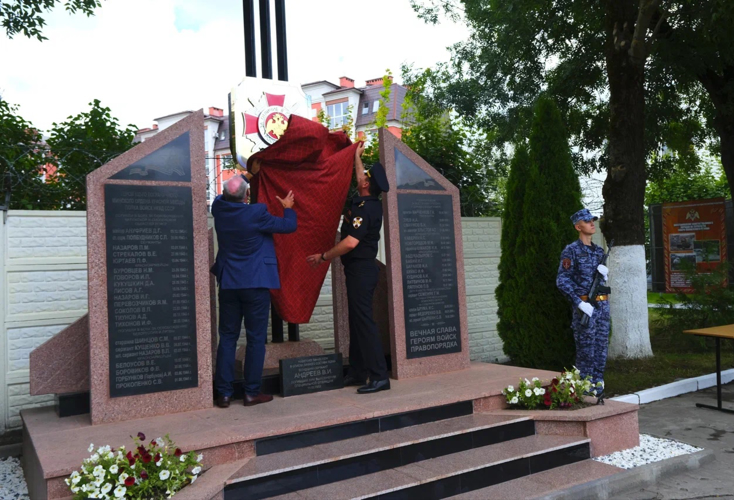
646, 291, 682, 304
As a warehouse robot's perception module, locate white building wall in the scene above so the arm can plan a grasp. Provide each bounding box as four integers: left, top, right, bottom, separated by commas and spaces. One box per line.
0, 212, 503, 432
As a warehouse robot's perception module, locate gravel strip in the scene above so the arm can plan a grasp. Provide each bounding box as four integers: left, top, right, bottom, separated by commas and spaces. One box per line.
594, 434, 703, 470
0, 456, 30, 499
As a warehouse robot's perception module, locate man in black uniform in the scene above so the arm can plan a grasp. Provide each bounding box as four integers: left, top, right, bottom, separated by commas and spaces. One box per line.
307, 143, 390, 394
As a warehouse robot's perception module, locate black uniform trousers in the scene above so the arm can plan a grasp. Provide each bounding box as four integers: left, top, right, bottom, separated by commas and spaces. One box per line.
344, 259, 388, 382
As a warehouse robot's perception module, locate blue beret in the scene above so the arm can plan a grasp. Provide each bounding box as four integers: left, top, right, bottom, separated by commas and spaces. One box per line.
571, 208, 598, 224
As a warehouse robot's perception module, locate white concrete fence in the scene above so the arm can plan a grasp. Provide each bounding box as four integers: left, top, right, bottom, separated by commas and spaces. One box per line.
0, 211, 504, 433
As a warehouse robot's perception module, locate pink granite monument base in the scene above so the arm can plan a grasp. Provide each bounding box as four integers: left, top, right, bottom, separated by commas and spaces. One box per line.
85, 110, 212, 424
20, 362, 639, 499
477, 398, 640, 457
29, 315, 90, 396
378, 128, 471, 379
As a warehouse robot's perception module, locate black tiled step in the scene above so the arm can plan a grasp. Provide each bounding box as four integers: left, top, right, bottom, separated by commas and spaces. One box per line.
254, 400, 474, 456
224, 414, 533, 500
281, 435, 591, 500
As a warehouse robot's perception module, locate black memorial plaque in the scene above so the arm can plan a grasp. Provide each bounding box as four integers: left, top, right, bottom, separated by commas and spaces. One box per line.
279, 354, 344, 397
105, 184, 198, 397
398, 193, 462, 359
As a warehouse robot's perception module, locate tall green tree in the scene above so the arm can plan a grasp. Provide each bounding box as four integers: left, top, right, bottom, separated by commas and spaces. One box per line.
409, 0, 698, 358
646, 160, 731, 205
0, 99, 50, 209
496, 145, 530, 361
509, 96, 582, 369
47, 99, 136, 210
401, 67, 503, 216
1, 0, 102, 40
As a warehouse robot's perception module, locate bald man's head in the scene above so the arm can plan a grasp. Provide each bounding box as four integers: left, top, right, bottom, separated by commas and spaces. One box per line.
223, 175, 249, 202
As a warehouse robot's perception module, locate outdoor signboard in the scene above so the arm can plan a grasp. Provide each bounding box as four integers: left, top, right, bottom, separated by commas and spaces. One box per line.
662, 198, 728, 292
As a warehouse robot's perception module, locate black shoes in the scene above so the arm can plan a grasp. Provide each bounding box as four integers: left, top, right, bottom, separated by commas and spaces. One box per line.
216, 395, 231, 408
244, 393, 274, 406
357, 379, 391, 394
343, 374, 367, 387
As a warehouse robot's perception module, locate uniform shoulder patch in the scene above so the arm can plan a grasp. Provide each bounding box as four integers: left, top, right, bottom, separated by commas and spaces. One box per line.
353, 217, 363, 229
562, 258, 572, 270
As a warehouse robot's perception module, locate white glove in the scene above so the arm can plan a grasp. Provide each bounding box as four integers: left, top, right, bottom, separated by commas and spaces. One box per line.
597, 264, 609, 281
578, 301, 594, 318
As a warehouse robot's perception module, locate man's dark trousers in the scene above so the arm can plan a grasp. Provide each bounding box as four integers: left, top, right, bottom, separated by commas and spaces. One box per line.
345, 259, 388, 382
214, 288, 270, 398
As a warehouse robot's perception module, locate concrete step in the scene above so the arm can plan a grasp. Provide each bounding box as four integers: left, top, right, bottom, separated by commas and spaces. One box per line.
263, 435, 590, 500
224, 414, 535, 499
449, 459, 622, 499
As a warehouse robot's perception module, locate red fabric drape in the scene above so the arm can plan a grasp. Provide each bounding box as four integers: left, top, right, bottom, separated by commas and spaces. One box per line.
248, 115, 356, 323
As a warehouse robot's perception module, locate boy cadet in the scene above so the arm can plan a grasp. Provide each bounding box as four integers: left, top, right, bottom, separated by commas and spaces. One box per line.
307, 143, 391, 394
556, 208, 610, 403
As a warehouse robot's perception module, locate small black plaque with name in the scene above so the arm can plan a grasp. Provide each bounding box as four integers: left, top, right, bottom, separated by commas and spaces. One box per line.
279, 354, 344, 397
105, 184, 198, 397
398, 193, 462, 359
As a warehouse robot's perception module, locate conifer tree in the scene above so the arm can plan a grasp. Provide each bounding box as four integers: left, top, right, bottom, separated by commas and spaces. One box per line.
509, 96, 582, 369
496, 145, 530, 357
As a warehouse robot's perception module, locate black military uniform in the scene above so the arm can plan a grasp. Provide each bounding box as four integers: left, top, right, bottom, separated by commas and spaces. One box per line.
341, 163, 390, 388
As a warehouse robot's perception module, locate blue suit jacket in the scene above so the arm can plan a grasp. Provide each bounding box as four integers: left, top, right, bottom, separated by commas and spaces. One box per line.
210, 195, 297, 290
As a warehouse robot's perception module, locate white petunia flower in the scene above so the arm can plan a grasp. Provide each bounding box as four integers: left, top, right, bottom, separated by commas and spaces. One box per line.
94, 477, 104, 488
101, 483, 113, 494
93, 465, 105, 477
155, 437, 165, 447
180, 455, 187, 462
506, 385, 514, 392
97, 446, 106, 455
109, 464, 118, 474
71, 471, 80, 479
192, 466, 201, 475
191, 474, 198, 483
524, 378, 531, 385
72, 476, 81, 485
107, 452, 114, 460
197, 454, 204, 462
525, 389, 532, 397
91, 453, 100, 462
118, 473, 128, 485
570, 386, 575, 393
156, 460, 162, 467
71, 486, 79, 493
159, 470, 171, 480
532, 377, 539, 382
510, 396, 518, 404
539, 388, 546, 395
65, 478, 71, 486
114, 485, 126, 498
533, 388, 541, 396
591, 390, 597, 396
88, 443, 95, 453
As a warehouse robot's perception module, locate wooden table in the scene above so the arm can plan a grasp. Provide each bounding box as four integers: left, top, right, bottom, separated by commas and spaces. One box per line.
684, 324, 734, 414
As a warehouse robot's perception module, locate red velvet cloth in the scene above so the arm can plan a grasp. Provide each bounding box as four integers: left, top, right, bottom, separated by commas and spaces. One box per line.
248, 115, 356, 323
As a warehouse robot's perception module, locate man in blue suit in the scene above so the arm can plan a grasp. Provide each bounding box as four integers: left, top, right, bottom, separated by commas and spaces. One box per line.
211, 171, 296, 408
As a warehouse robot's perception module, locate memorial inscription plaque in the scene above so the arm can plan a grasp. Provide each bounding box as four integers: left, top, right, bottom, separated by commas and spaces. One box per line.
105, 184, 198, 397
279, 354, 344, 397
398, 193, 461, 358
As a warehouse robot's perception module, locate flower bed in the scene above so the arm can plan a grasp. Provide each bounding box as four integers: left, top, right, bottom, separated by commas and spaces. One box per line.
502, 368, 603, 410
65, 432, 203, 499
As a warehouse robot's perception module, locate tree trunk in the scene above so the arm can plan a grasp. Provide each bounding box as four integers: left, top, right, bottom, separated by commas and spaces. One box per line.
713, 114, 734, 200
601, 0, 653, 359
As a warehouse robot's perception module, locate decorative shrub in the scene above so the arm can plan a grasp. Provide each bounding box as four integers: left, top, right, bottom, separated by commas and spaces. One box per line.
65, 432, 202, 499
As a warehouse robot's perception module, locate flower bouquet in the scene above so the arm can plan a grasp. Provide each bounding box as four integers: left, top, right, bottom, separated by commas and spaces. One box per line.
502, 368, 603, 410
65, 432, 203, 499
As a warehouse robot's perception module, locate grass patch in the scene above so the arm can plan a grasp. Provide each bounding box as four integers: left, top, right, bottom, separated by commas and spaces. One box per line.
646, 291, 682, 304
606, 351, 734, 397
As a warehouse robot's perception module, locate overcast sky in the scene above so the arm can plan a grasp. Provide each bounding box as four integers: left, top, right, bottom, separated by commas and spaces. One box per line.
0, 0, 468, 132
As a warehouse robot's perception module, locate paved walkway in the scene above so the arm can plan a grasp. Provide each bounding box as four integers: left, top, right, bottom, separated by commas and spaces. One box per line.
612, 382, 734, 499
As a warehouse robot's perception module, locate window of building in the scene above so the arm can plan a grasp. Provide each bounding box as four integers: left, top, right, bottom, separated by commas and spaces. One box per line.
327, 102, 350, 129
373, 101, 380, 113
362, 102, 369, 115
